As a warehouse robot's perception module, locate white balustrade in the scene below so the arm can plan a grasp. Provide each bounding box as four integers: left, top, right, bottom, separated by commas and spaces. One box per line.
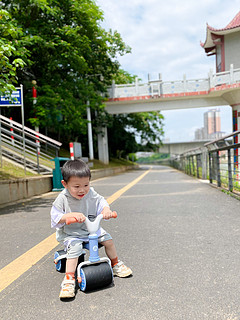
108, 66, 240, 99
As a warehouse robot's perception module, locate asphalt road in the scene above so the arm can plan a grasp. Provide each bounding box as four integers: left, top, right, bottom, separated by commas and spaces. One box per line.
1, 165, 240, 320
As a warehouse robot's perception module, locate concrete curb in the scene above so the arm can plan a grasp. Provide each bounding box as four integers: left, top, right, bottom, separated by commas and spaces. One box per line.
0, 165, 138, 207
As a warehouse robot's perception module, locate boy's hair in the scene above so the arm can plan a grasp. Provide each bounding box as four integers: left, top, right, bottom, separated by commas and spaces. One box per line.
61, 159, 91, 182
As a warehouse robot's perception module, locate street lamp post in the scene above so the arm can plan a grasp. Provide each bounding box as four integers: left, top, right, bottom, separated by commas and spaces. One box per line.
85, 74, 103, 161
86, 100, 94, 160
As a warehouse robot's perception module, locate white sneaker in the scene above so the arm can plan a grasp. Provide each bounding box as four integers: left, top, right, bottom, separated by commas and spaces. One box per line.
59, 274, 76, 298
112, 261, 132, 278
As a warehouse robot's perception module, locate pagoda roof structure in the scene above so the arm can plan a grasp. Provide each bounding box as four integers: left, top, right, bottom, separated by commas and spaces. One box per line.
201, 11, 240, 55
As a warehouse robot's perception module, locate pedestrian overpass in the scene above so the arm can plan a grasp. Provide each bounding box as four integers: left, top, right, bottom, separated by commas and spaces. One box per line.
105, 64, 240, 116
96, 65, 240, 164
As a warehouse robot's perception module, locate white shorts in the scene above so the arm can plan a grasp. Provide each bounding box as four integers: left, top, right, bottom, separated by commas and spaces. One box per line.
66, 233, 112, 259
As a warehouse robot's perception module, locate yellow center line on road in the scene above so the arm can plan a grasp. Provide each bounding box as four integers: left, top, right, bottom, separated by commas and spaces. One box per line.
106, 168, 151, 205
0, 167, 151, 293
0, 233, 58, 293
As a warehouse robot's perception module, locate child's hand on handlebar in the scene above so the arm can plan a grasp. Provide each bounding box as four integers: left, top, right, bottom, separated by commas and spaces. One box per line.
70, 212, 86, 223
101, 207, 117, 220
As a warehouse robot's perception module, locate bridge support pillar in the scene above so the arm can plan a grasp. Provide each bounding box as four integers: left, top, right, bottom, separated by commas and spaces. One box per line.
97, 126, 109, 164
222, 91, 240, 170
222, 91, 240, 132
231, 104, 240, 173
232, 104, 240, 133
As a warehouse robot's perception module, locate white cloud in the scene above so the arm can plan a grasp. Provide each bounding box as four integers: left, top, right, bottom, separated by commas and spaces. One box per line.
96, 0, 239, 141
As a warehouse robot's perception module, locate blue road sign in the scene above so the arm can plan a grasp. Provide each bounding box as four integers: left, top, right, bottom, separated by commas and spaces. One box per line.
0, 88, 22, 106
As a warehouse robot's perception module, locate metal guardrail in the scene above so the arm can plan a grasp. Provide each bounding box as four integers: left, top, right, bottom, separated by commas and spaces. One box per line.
170, 131, 240, 194
107, 64, 240, 99
0, 115, 62, 174
169, 147, 208, 180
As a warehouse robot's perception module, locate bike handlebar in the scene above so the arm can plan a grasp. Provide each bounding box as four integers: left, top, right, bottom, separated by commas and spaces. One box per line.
66, 211, 117, 225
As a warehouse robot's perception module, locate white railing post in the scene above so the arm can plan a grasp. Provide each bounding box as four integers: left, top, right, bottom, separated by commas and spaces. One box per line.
230, 64, 234, 84
148, 74, 152, 96
183, 74, 187, 92
159, 73, 163, 96
111, 80, 115, 99
208, 68, 213, 89
135, 77, 139, 96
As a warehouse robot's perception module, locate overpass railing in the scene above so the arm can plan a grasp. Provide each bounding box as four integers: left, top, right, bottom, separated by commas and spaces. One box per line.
108, 64, 240, 99
169, 131, 240, 194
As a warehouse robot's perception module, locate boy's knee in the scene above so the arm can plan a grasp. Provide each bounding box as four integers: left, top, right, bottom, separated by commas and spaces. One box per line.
101, 239, 114, 248
67, 240, 83, 259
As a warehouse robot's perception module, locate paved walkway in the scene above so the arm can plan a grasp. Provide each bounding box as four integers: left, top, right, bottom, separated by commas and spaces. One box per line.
1, 165, 240, 320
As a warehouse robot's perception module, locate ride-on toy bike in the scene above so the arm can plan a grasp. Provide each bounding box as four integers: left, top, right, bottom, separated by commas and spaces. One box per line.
54, 212, 117, 292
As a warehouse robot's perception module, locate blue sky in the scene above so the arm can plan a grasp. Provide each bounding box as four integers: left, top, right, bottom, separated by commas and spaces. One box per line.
96, 0, 240, 142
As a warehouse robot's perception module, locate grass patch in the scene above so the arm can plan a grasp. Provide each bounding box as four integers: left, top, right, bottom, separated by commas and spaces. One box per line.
0, 160, 37, 180
0, 157, 135, 181
92, 158, 135, 169
137, 153, 170, 164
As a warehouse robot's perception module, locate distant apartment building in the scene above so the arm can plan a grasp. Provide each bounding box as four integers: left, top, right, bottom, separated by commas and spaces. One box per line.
194, 109, 224, 141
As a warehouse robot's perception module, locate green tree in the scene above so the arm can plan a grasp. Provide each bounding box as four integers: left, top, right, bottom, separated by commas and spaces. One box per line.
1, 1, 164, 159
112, 69, 138, 85
1, 0, 131, 145
106, 111, 164, 158
105, 69, 164, 157
0, 9, 27, 95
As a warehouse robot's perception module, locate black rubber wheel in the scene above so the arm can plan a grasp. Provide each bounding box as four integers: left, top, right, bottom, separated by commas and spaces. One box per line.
79, 262, 113, 291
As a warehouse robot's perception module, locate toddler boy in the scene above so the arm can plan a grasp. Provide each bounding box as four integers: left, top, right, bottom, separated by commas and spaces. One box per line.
51, 159, 132, 298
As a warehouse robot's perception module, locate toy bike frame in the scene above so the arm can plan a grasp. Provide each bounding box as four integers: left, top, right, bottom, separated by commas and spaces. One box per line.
54, 212, 117, 292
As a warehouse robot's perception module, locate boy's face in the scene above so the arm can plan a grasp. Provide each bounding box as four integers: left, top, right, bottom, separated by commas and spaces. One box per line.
61, 176, 90, 200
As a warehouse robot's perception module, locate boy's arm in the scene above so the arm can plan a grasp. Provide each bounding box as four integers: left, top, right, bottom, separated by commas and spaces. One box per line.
51, 206, 65, 228
95, 194, 115, 220
51, 205, 86, 228
96, 196, 109, 215
58, 211, 86, 224
101, 206, 115, 220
